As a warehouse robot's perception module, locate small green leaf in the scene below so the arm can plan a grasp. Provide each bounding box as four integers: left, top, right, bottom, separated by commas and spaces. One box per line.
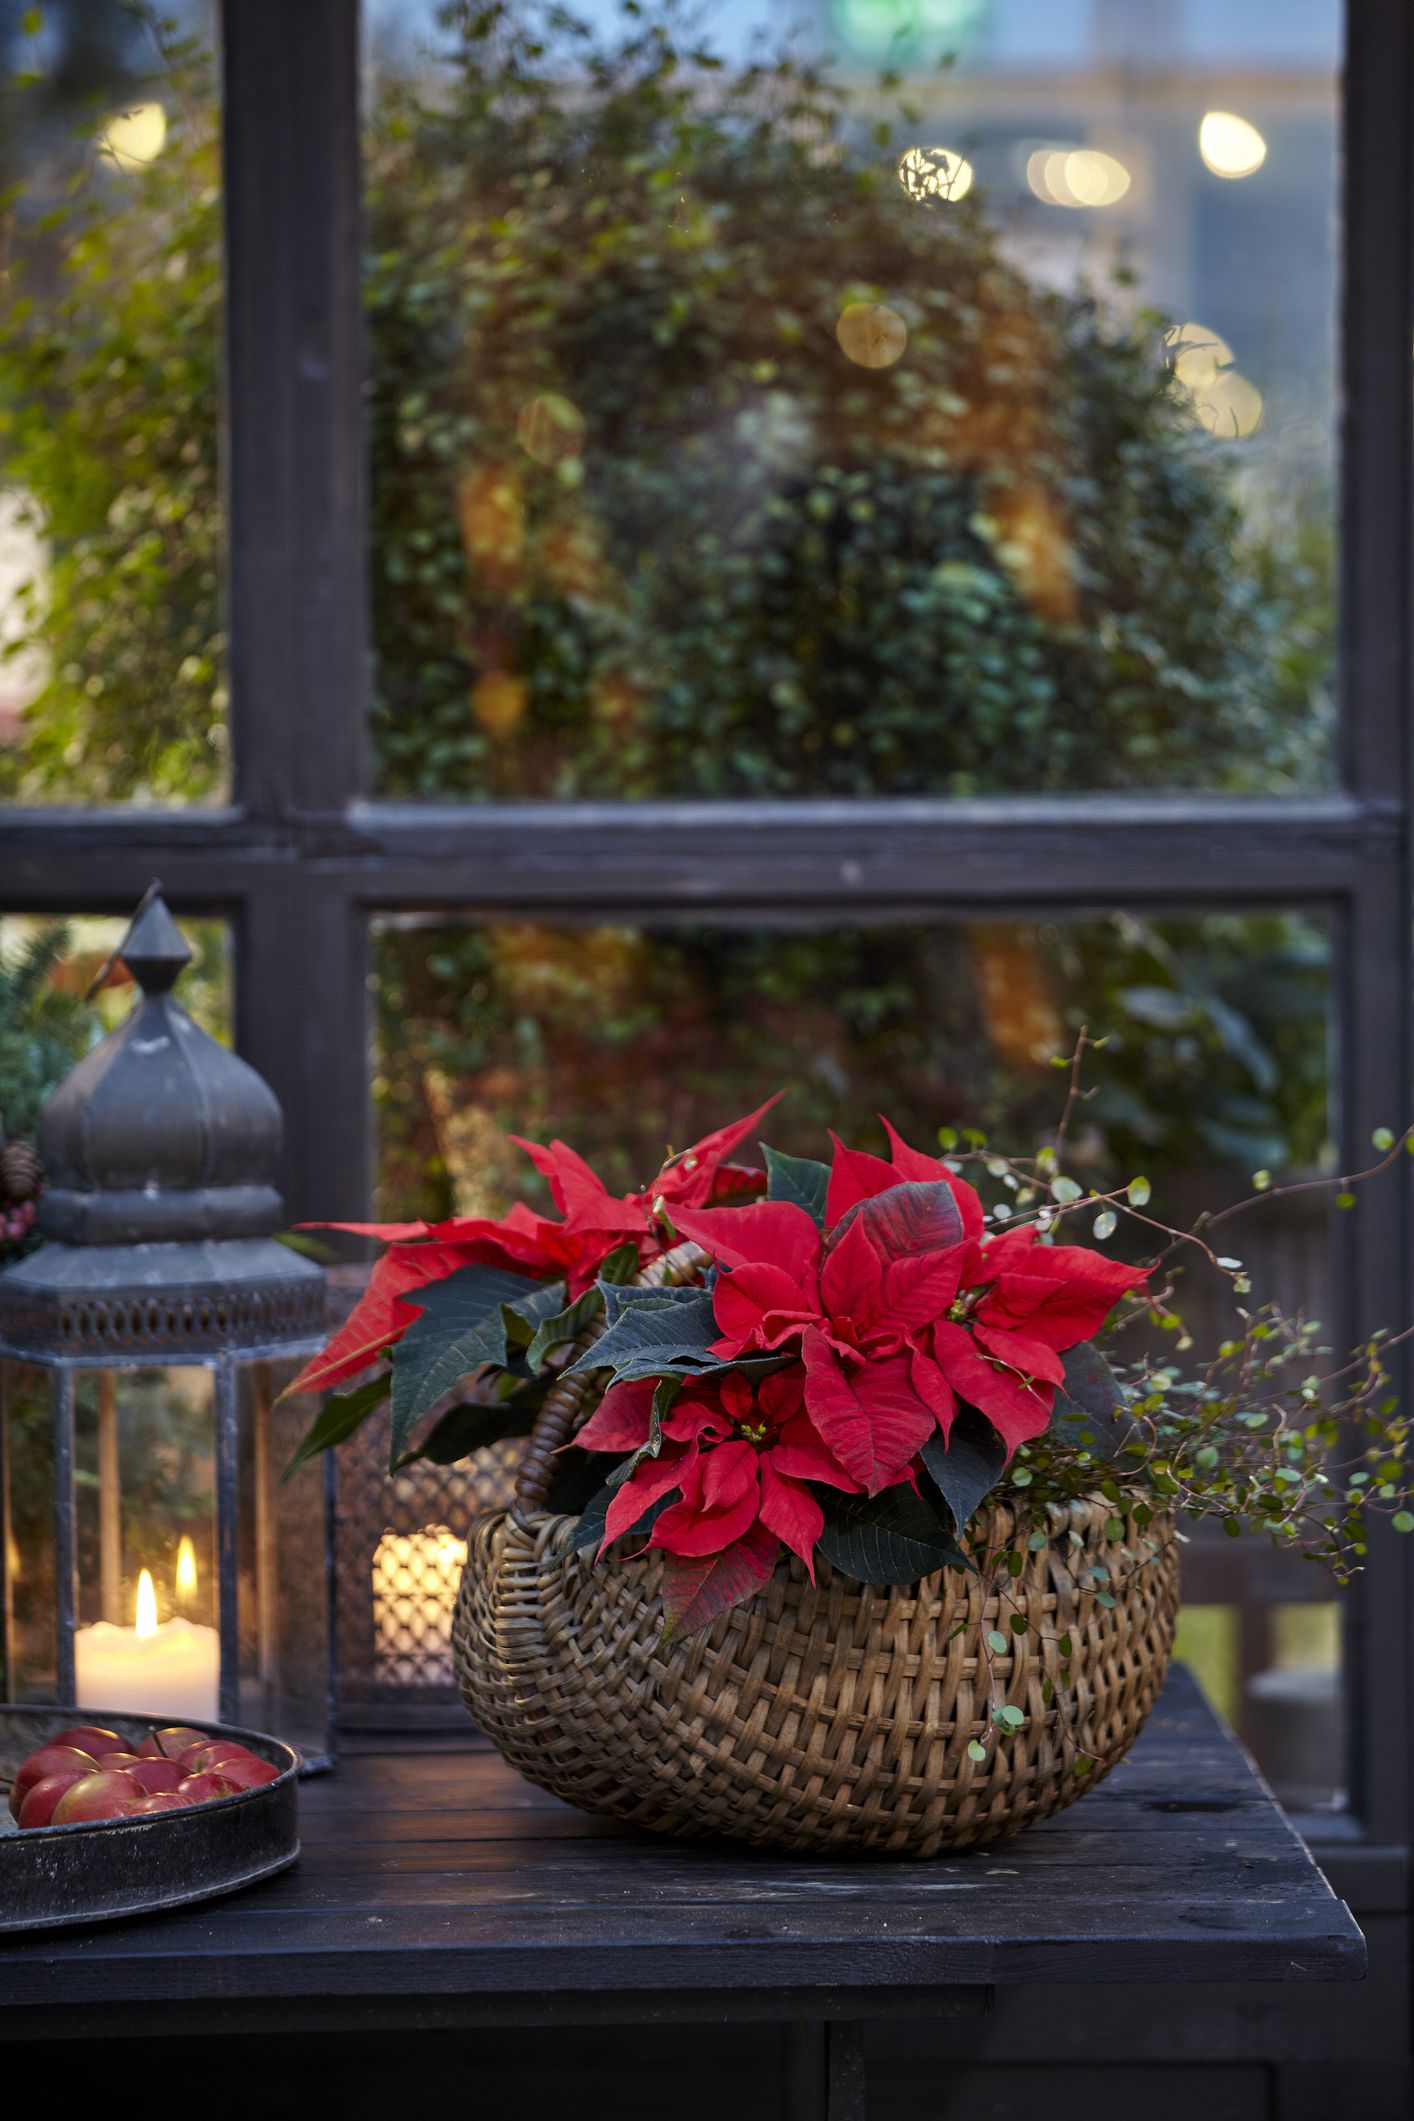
282, 1372, 388, 1481
1127, 1176, 1151, 1207
986, 1629, 1007, 1654
1050, 1175, 1082, 1203
1092, 1208, 1116, 1240
966, 1739, 987, 1763
994, 1704, 1025, 1729
1372, 1127, 1395, 1152
525, 1283, 604, 1370
1393, 1511, 1414, 1533
1009, 1612, 1027, 1636
762, 1142, 830, 1226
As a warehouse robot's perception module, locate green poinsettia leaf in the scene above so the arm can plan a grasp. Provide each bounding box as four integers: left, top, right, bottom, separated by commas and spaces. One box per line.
565, 1280, 722, 1383
388, 1263, 552, 1467
1050, 1340, 1134, 1460
817, 1483, 969, 1586
395, 1398, 537, 1469
920, 1405, 1007, 1534
762, 1141, 830, 1228
525, 1283, 605, 1370
281, 1371, 388, 1483
599, 1240, 641, 1286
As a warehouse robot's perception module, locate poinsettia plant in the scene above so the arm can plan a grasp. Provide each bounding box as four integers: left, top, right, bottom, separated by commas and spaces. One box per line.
287, 1061, 1414, 1659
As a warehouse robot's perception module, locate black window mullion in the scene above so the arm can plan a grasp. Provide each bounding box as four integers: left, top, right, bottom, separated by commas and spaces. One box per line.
222, 0, 366, 823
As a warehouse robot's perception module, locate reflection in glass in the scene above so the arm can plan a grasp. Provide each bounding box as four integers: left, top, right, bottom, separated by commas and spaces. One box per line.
365, 0, 1337, 799
0, 1, 222, 804
371, 909, 1342, 1800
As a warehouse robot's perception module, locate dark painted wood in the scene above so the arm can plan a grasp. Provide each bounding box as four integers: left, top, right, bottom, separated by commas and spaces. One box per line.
0, 795, 1400, 918
0, 1670, 1363, 2023
222, 0, 366, 819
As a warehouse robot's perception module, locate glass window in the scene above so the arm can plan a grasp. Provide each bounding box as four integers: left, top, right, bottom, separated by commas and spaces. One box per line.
0, 1, 223, 804
370, 907, 1343, 1800
363, 0, 1337, 800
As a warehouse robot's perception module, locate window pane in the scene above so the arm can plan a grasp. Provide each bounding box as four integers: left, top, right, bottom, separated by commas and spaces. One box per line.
364, 1, 1337, 801
0, 2, 223, 805
370, 909, 1344, 1804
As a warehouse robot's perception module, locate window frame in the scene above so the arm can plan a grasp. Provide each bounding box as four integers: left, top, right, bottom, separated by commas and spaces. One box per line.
0, 0, 1410, 1896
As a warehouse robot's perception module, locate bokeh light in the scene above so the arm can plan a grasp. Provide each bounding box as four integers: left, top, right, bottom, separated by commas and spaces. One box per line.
836, 301, 908, 369
516, 392, 585, 466
99, 103, 167, 171
1199, 111, 1267, 179
898, 145, 974, 205
1164, 322, 1264, 439
1026, 147, 1131, 209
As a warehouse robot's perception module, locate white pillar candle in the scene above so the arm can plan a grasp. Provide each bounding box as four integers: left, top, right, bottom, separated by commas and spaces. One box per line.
75, 1567, 220, 1724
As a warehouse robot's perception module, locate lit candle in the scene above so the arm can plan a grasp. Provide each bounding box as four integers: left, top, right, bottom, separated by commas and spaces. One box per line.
372, 1524, 467, 1685
175, 1534, 198, 1606
75, 1567, 220, 1723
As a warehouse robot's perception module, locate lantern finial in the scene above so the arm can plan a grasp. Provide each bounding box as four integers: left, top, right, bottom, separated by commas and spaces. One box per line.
118, 888, 192, 995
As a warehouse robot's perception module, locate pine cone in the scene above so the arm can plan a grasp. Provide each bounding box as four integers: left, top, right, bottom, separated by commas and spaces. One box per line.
0, 1140, 44, 1205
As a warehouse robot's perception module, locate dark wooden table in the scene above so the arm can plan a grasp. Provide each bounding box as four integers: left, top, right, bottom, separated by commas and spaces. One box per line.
0, 1668, 1363, 2116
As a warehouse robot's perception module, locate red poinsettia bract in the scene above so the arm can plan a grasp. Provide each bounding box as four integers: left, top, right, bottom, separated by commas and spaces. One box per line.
288, 1095, 779, 1395
672, 1122, 1146, 1494
576, 1369, 862, 1632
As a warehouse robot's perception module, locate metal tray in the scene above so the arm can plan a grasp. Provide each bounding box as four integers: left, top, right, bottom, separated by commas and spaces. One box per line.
0, 1704, 300, 1933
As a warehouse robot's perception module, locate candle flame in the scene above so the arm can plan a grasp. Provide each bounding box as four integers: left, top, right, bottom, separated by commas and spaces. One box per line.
175, 1535, 198, 1601
135, 1568, 158, 1638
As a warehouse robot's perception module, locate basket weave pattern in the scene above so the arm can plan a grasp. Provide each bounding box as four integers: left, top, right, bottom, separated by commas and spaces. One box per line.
451, 1246, 1179, 1855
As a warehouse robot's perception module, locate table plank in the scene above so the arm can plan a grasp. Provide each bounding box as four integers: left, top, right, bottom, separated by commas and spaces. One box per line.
0, 1667, 1363, 2016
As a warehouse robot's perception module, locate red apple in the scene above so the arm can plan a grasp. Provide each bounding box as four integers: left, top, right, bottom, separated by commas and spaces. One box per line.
51, 1770, 146, 1825
17, 1771, 93, 1829
121, 1756, 185, 1795
130, 1791, 191, 1815
10, 1745, 100, 1818
137, 1725, 212, 1761
179, 1739, 256, 1773
50, 1724, 127, 1759
95, 1751, 147, 1771
208, 1755, 279, 1791
177, 1770, 238, 1804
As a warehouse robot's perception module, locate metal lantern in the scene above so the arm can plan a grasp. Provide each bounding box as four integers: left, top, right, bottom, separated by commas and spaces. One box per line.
0, 894, 336, 1768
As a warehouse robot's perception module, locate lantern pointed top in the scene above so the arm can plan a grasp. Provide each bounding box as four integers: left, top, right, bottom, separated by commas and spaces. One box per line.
118, 886, 191, 996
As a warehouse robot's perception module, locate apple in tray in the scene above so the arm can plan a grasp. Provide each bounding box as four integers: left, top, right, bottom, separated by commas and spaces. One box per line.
8, 1729, 283, 1828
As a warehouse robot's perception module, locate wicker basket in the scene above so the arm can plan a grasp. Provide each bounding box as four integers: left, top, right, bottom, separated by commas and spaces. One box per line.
451, 1243, 1179, 1856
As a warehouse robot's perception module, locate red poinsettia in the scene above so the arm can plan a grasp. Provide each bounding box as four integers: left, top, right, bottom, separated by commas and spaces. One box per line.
289, 1096, 779, 1395
576, 1367, 860, 1578
672, 1122, 1146, 1493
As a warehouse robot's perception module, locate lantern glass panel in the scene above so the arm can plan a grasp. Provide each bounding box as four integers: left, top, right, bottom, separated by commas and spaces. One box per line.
235, 1361, 334, 1764
71, 1365, 221, 1725
1, 1362, 57, 1704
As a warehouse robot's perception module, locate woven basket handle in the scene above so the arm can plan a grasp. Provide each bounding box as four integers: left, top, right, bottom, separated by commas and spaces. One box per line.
511, 1239, 709, 1526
